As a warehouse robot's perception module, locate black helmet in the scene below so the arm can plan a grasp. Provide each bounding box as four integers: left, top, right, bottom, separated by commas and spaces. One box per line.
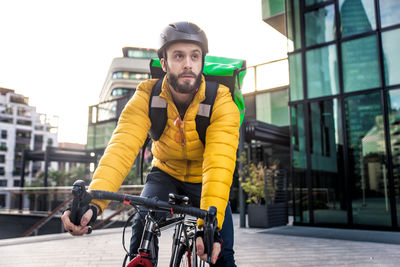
158, 22, 208, 59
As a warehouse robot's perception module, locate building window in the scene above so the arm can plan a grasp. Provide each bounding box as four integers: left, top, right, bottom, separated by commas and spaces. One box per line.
339, 0, 376, 38
0, 180, 7, 187
305, 0, 329, 6
0, 155, 5, 163
382, 28, 400, 87
112, 72, 149, 80
342, 34, 380, 93
345, 92, 390, 226
13, 180, 20, 187
256, 90, 289, 126
97, 101, 117, 122
387, 89, 400, 225
16, 119, 32, 126
305, 4, 336, 47
0, 142, 7, 151
289, 53, 303, 101
291, 104, 307, 169
286, 0, 302, 51
379, 0, 400, 28
309, 99, 347, 224
0, 167, 4, 175
306, 44, 339, 98
1, 130, 7, 139
0, 194, 5, 208
111, 88, 134, 97
47, 138, 53, 146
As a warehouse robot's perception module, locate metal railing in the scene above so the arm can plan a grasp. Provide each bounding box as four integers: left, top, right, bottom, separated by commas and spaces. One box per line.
0, 184, 144, 237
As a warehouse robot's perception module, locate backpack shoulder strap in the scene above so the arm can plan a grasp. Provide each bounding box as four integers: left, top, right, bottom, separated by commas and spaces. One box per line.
196, 81, 219, 145
148, 79, 167, 141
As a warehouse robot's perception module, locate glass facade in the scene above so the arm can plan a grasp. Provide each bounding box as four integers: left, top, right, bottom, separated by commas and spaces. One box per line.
285, 0, 400, 229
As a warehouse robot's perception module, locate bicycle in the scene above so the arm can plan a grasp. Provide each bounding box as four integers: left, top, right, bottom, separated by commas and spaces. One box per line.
69, 180, 218, 267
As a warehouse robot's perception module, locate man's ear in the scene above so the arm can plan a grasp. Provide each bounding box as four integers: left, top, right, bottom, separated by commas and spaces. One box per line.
160, 58, 167, 72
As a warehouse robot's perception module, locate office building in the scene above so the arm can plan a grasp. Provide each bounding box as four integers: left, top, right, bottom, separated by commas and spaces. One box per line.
87, 47, 157, 152
262, 0, 400, 230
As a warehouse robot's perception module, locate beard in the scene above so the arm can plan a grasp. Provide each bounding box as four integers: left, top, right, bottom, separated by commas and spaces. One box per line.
167, 71, 202, 94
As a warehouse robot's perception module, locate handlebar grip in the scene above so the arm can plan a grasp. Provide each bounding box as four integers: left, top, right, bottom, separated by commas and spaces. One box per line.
69, 180, 92, 226
203, 206, 217, 262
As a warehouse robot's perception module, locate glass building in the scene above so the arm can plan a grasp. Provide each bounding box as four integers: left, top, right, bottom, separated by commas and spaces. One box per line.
263, 0, 400, 230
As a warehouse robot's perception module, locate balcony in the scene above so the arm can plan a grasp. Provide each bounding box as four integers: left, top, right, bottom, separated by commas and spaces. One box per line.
262, 0, 286, 35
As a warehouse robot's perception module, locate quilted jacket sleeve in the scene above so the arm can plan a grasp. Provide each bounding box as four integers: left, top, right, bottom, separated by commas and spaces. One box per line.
89, 80, 154, 213
200, 85, 240, 229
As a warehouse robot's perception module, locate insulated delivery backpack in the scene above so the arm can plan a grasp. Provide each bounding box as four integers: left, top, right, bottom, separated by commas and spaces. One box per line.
139, 56, 246, 183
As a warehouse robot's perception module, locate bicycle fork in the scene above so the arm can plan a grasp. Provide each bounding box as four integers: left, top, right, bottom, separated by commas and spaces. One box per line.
127, 212, 158, 267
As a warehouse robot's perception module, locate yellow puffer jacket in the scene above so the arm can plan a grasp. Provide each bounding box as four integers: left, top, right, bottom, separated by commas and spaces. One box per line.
89, 75, 240, 229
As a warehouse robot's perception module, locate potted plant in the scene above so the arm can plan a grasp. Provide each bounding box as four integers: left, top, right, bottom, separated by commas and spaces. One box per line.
239, 153, 288, 228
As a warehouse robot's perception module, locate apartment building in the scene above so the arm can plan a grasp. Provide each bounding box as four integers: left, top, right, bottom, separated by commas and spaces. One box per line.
0, 87, 58, 208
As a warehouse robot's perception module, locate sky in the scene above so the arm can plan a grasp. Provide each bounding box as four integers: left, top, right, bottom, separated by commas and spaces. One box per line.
0, 0, 287, 144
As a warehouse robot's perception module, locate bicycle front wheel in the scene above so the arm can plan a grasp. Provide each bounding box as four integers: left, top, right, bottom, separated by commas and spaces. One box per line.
174, 241, 198, 267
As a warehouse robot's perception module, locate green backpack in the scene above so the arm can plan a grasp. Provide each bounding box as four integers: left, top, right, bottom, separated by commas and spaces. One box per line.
148, 55, 246, 144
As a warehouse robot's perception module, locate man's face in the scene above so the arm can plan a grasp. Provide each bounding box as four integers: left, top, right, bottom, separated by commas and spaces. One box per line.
161, 42, 203, 94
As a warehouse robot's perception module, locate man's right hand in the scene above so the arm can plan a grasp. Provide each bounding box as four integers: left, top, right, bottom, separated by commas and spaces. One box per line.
61, 208, 94, 236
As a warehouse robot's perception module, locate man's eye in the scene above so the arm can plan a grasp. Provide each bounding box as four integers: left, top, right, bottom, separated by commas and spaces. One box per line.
192, 54, 200, 60
175, 54, 183, 59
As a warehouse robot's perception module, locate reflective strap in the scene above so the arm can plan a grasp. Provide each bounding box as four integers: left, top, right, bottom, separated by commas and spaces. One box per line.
197, 103, 211, 117
151, 96, 166, 108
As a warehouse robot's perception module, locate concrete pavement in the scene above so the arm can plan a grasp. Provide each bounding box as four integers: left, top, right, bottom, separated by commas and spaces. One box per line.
0, 214, 399, 266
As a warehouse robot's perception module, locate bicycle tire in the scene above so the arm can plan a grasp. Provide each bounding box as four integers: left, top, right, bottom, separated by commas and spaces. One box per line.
174, 241, 198, 267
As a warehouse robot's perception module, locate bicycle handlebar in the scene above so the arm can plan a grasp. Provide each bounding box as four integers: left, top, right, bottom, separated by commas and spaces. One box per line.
89, 189, 209, 220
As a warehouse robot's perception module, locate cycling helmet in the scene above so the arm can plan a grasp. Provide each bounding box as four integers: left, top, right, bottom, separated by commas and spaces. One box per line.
158, 22, 208, 59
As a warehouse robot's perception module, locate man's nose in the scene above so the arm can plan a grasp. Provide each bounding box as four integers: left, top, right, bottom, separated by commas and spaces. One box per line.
183, 56, 193, 69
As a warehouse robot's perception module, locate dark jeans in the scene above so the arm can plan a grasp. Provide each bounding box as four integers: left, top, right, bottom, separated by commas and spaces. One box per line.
130, 167, 236, 267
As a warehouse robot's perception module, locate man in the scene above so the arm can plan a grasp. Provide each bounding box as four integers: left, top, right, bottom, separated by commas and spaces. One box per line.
62, 22, 239, 266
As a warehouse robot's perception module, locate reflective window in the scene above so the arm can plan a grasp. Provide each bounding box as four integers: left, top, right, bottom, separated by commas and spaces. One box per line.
310, 99, 346, 224
342, 35, 380, 92
380, 0, 400, 28
291, 104, 306, 169
387, 89, 400, 225
382, 29, 400, 86
94, 122, 117, 149
112, 72, 149, 80
126, 50, 157, 59
305, 0, 329, 6
286, 0, 302, 51
340, 0, 376, 37
97, 101, 117, 122
292, 103, 308, 223
306, 44, 339, 98
256, 89, 289, 126
111, 88, 134, 97
289, 53, 303, 101
305, 5, 336, 46
345, 92, 391, 226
